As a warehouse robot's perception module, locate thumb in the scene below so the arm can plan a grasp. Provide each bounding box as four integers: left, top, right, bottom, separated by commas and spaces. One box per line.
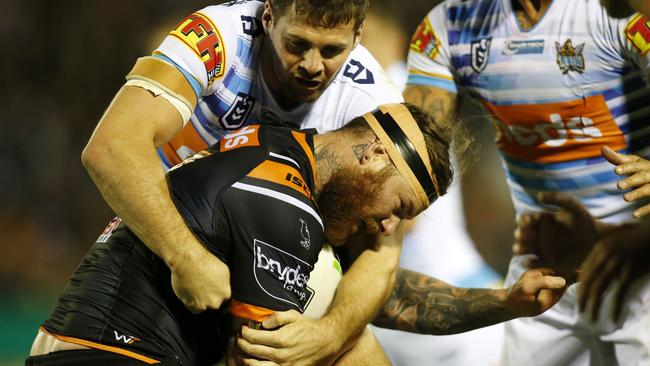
262, 310, 300, 329
602, 145, 637, 166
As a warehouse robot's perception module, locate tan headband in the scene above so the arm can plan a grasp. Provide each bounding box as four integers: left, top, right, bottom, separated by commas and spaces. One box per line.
362, 104, 441, 210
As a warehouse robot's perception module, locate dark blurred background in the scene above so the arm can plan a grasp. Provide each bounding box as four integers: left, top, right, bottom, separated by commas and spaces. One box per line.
0, 1, 514, 364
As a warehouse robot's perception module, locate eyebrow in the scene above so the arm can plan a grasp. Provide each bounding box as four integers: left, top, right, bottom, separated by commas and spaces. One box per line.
284, 33, 348, 49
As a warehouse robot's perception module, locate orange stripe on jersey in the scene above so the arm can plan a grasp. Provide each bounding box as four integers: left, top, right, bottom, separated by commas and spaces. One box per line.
228, 299, 275, 323
483, 95, 626, 163
38, 327, 160, 364
248, 160, 314, 200
290, 131, 317, 184
161, 123, 209, 166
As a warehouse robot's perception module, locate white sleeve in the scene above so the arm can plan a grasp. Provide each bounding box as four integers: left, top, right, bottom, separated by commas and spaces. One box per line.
154, 5, 238, 97
406, 3, 457, 93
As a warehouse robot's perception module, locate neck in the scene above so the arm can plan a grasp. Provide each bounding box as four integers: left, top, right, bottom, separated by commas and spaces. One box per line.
512, 0, 552, 29
260, 37, 296, 109
313, 133, 364, 196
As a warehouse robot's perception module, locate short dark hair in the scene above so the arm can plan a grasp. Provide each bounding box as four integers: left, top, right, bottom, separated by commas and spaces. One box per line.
268, 0, 369, 31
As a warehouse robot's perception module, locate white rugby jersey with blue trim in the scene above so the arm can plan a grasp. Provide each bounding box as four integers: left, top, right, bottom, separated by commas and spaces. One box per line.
408, 0, 650, 221
152, 0, 402, 169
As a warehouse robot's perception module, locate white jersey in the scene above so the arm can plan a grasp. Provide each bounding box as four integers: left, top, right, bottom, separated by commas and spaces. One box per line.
408, 0, 650, 221
152, 0, 402, 168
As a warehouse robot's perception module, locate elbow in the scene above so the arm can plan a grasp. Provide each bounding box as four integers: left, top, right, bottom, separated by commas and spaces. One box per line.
81, 137, 114, 179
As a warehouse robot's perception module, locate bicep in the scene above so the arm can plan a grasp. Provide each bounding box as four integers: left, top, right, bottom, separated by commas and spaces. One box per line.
403, 84, 458, 123
94, 85, 184, 148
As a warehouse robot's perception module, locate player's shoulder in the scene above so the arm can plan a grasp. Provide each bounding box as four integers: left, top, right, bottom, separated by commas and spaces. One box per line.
330, 45, 402, 102
199, 0, 264, 20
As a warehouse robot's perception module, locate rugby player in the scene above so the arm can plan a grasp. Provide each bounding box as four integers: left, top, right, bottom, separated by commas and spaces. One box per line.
28, 103, 568, 365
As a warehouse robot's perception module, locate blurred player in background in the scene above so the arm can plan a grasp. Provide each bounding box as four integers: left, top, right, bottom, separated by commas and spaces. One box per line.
360, 2, 507, 365
387, 0, 650, 364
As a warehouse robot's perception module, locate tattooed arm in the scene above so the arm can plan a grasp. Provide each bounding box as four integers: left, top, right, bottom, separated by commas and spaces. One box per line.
403, 85, 457, 124
373, 267, 567, 335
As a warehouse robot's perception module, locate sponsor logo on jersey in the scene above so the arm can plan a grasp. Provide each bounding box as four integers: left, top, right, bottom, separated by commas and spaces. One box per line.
470, 37, 492, 73
253, 239, 314, 311
502, 39, 545, 55
555, 39, 585, 74
97, 217, 122, 243
113, 330, 140, 345
247, 160, 314, 200
299, 218, 311, 250
483, 95, 626, 163
170, 13, 226, 84
241, 15, 263, 37
410, 17, 440, 60
343, 59, 374, 84
220, 125, 260, 152
220, 93, 255, 129
626, 14, 650, 55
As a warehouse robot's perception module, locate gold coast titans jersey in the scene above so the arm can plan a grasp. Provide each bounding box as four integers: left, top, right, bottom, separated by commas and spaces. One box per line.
408, 0, 650, 221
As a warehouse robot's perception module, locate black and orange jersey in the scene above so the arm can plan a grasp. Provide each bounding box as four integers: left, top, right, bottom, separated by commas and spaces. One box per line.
41, 125, 324, 365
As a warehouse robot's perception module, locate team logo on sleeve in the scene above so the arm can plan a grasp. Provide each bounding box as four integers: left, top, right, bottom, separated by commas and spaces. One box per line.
555, 39, 585, 74
220, 92, 255, 129
409, 17, 440, 59
626, 14, 650, 55
470, 37, 492, 73
253, 239, 314, 311
170, 13, 226, 84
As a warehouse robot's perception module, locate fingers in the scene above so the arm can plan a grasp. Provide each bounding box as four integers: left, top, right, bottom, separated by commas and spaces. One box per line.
602, 145, 638, 166
240, 326, 283, 348
261, 310, 300, 329
514, 213, 539, 255
633, 204, 650, 219
241, 359, 280, 366
618, 172, 650, 191
536, 192, 587, 217
237, 335, 285, 362
520, 268, 566, 294
611, 262, 633, 322
586, 256, 622, 321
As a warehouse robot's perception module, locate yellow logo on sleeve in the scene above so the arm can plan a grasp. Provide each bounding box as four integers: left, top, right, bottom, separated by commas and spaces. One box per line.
170, 12, 226, 83
626, 13, 650, 55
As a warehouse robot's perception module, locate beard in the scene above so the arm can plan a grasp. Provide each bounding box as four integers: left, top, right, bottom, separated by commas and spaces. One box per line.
317, 166, 394, 245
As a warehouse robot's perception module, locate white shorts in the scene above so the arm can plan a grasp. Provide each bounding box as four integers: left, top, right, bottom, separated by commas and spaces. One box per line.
503, 255, 650, 366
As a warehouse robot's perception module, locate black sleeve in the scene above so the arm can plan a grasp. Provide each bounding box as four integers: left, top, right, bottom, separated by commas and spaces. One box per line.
166, 132, 269, 263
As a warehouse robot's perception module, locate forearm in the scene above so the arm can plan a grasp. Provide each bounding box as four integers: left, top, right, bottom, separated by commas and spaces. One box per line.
321, 240, 401, 353
373, 268, 513, 335
82, 86, 206, 268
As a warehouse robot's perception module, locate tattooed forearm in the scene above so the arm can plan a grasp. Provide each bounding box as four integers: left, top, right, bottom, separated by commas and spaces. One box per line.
403, 85, 457, 124
373, 268, 513, 335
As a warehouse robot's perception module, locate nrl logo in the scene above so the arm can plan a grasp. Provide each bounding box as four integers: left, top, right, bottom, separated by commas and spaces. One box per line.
555, 39, 585, 74
470, 37, 492, 73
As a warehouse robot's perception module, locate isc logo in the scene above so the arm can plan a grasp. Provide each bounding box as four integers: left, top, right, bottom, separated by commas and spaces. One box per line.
285, 172, 312, 198
219, 125, 260, 152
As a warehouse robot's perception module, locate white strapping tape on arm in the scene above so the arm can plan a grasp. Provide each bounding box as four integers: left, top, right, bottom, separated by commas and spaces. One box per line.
124, 78, 193, 126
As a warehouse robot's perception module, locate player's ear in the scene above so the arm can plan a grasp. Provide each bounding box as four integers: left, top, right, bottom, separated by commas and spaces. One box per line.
359, 138, 388, 165
262, 0, 273, 34
353, 21, 364, 48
